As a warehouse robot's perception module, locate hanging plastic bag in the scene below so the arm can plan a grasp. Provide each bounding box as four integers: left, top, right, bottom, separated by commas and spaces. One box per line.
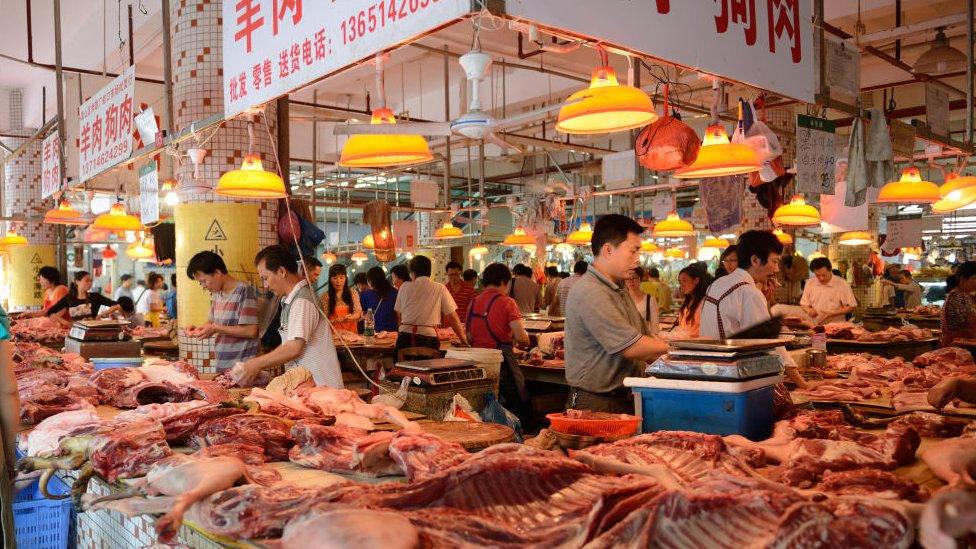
277, 208, 302, 244
481, 392, 523, 442
443, 393, 481, 422
635, 85, 701, 171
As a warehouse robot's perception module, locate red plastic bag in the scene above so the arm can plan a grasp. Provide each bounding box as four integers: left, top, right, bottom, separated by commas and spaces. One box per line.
635, 85, 701, 171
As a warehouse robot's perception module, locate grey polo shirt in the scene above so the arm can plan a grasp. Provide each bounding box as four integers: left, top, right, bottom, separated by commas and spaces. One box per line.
564, 267, 648, 393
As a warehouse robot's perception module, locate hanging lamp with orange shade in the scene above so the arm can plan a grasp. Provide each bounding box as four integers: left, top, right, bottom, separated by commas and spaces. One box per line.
772, 195, 821, 227
877, 167, 941, 204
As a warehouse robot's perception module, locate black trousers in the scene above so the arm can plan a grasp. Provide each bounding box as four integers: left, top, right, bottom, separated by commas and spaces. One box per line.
567, 386, 635, 414
394, 332, 440, 356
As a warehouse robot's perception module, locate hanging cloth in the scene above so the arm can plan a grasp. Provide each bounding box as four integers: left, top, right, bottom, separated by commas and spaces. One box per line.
845, 116, 869, 207
363, 201, 396, 263
865, 107, 895, 187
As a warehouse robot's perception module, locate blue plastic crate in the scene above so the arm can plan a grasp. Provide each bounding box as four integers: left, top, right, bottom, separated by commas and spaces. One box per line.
13, 473, 73, 549
91, 357, 143, 370
625, 375, 781, 441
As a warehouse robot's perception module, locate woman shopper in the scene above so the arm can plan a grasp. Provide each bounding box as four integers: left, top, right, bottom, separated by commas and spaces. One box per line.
47, 271, 120, 327
624, 266, 659, 335
941, 261, 976, 346
24, 266, 70, 319
674, 264, 712, 338
321, 264, 362, 333
359, 266, 398, 333
136, 272, 167, 327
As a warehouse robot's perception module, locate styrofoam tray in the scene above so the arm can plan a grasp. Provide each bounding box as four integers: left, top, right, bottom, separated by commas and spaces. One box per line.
624, 374, 783, 393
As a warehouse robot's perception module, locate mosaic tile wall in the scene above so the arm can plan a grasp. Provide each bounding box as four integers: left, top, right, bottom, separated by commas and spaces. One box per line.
170, 0, 280, 363
3, 88, 57, 243
828, 207, 883, 313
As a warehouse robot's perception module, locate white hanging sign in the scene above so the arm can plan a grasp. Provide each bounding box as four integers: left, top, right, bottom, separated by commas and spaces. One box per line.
222, 0, 472, 118
601, 149, 636, 190
795, 114, 835, 195
410, 179, 439, 209
505, 0, 815, 103
41, 133, 61, 200
885, 214, 923, 249
925, 84, 950, 137
139, 160, 160, 225
78, 66, 135, 183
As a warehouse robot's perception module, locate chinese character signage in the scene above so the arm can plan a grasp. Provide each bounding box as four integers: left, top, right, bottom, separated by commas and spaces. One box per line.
78, 66, 135, 183
222, 0, 472, 117
41, 133, 61, 200
505, 0, 815, 103
139, 160, 160, 225
795, 114, 835, 195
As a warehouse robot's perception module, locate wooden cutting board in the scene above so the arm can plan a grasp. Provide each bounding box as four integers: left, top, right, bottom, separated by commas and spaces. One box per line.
418, 421, 515, 450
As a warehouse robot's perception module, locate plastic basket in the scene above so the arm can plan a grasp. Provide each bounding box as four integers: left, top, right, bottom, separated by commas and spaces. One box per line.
14, 474, 73, 549
546, 412, 640, 438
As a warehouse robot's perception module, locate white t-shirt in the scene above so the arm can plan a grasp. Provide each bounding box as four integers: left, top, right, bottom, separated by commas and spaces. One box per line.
135, 288, 159, 314
799, 274, 857, 325
394, 276, 457, 337
281, 280, 342, 388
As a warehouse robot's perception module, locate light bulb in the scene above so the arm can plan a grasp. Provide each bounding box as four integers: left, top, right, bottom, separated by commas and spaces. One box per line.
165, 191, 179, 206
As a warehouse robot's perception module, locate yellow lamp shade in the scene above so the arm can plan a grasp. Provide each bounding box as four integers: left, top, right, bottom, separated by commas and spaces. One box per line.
503, 227, 536, 246
772, 229, 793, 245
556, 66, 657, 135
772, 196, 821, 227
807, 251, 826, 261
44, 200, 88, 226
902, 247, 923, 261
126, 240, 155, 259
566, 222, 594, 245
0, 231, 28, 249
339, 108, 434, 168
351, 251, 369, 264
321, 252, 337, 264
665, 247, 686, 260
702, 236, 730, 249
93, 202, 142, 232
674, 125, 762, 179
469, 245, 489, 258
652, 211, 694, 237
434, 221, 463, 239
216, 154, 287, 199
554, 243, 575, 254
640, 240, 660, 253
362, 234, 375, 249
940, 173, 976, 201
877, 167, 941, 204
838, 231, 873, 246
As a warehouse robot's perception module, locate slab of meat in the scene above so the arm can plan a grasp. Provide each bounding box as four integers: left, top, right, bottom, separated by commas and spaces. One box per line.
185, 483, 333, 540
90, 367, 149, 404
87, 419, 173, 482
244, 387, 317, 420
17, 368, 69, 397
289, 420, 398, 477
890, 412, 973, 438
387, 431, 470, 482
116, 401, 247, 445
190, 414, 297, 461
114, 400, 210, 423
297, 386, 417, 431
24, 409, 101, 457
570, 431, 756, 484
281, 509, 420, 549
110, 379, 230, 409
793, 378, 883, 402
10, 316, 68, 342
137, 361, 199, 384
815, 469, 929, 502
20, 389, 95, 425
914, 346, 974, 368
772, 439, 897, 488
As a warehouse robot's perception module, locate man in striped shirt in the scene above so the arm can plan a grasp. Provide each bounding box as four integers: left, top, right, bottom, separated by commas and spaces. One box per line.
445, 261, 476, 321
185, 251, 260, 373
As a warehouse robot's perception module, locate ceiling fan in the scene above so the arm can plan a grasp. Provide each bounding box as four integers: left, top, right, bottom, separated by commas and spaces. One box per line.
333, 47, 573, 152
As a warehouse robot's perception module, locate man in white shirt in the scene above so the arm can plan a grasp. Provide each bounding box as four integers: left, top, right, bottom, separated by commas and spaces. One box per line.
113, 274, 134, 302
393, 255, 468, 354
549, 260, 587, 317
700, 230, 809, 388
800, 258, 857, 325
237, 245, 341, 388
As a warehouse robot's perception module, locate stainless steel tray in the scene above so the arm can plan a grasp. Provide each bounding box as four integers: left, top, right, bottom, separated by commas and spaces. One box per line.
668, 338, 786, 352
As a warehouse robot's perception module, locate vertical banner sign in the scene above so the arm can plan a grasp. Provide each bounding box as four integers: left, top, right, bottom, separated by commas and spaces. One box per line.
925, 84, 950, 137
795, 115, 836, 195
889, 120, 917, 158
885, 214, 923, 249
139, 160, 160, 225
393, 219, 418, 252
78, 66, 135, 182
505, 0, 814, 103
222, 0, 472, 118
41, 133, 61, 199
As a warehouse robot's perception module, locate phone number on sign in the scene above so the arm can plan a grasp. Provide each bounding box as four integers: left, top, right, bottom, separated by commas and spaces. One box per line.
339, 0, 441, 46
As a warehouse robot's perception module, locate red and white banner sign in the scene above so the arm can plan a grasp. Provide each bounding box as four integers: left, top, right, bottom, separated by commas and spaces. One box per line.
222, 0, 471, 117
41, 133, 61, 200
505, 0, 815, 103
78, 66, 135, 183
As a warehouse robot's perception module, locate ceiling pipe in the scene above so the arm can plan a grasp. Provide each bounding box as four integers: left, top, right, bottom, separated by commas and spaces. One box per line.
832, 98, 970, 127
967, 0, 973, 144
25, 0, 34, 64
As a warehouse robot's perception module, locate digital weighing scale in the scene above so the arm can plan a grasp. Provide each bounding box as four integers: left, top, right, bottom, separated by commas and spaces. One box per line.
387, 358, 486, 386
68, 320, 128, 342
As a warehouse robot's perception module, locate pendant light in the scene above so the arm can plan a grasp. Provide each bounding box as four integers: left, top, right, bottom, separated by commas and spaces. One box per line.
126, 237, 155, 259
556, 46, 657, 135
640, 240, 659, 253
807, 251, 826, 262
566, 222, 594, 246
838, 231, 872, 246
101, 246, 117, 260
433, 220, 463, 239
469, 245, 489, 259
362, 233, 375, 249
321, 251, 337, 265
702, 236, 730, 249
0, 230, 28, 249
937, 173, 976, 212
217, 116, 287, 199
351, 251, 369, 264
665, 247, 686, 260
554, 242, 575, 255
161, 179, 180, 206
44, 199, 87, 226
674, 124, 762, 179
338, 57, 433, 168
772, 195, 821, 227
877, 167, 941, 204
913, 28, 967, 75
902, 247, 923, 261
93, 200, 142, 232
772, 229, 793, 245
503, 227, 535, 246
652, 211, 694, 237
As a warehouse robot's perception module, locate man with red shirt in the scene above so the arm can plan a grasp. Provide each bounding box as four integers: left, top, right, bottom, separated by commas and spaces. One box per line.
465, 263, 530, 421
445, 261, 476, 322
